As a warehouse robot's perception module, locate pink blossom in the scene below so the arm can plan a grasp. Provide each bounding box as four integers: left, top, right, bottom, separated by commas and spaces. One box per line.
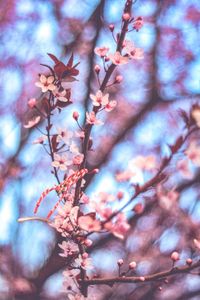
53, 88, 68, 102
176, 159, 193, 179
124, 40, 144, 59
129, 261, 137, 269
73, 111, 79, 120
51, 153, 72, 171
68, 294, 86, 300
122, 13, 130, 21
133, 17, 144, 31
94, 46, 109, 57
157, 185, 179, 210
57, 128, 73, 144
58, 240, 78, 257
75, 254, 93, 270
109, 51, 129, 65
129, 155, 157, 171
24, 116, 41, 128
117, 259, 124, 266
185, 141, 200, 166
73, 154, 84, 165
194, 238, 200, 250
35, 74, 56, 93
115, 170, 136, 182
105, 213, 130, 239
94, 64, 100, 73
78, 215, 101, 232
28, 98, 36, 108
32, 135, 47, 144
171, 251, 179, 261
90, 90, 109, 107
105, 100, 117, 112
191, 106, 200, 127
86, 111, 103, 125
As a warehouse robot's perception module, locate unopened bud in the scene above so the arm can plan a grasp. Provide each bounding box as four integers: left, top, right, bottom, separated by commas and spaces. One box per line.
133, 203, 144, 214
28, 98, 36, 109
139, 276, 145, 282
129, 261, 137, 269
94, 64, 100, 73
82, 252, 88, 259
109, 24, 115, 32
84, 239, 93, 247
117, 259, 124, 266
171, 251, 179, 262
158, 286, 162, 291
186, 258, 192, 265
73, 111, 79, 120
117, 191, 124, 200
123, 13, 130, 21
115, 75, 123, 83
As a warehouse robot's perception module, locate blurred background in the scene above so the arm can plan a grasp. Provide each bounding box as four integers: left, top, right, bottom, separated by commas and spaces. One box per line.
0, 0, 200, 299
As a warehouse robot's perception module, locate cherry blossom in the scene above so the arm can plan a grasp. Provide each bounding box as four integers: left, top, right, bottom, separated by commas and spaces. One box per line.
51, 153, 72, 170
75, 253, 93, 270
191, 106, 200, 127
53, 87, 69, 102
90, 90, 109, 107
185, 141, 200, 166
105, 100, 117, 112
109, 51, 129, 65
86, 111, 103, 125
176, 159, 193, 179
32, 135, 47, 144
78, 215, 101, 232
24, 116, 41, 128
94, 46, 109, 57
35, 74, 56, 92
133, 16, 144, 31
58, 240, 78, 257
28, 98, 36, 108
124, 40, 144, 59
57, 127, 73, 144
129, 155, 157, 171
73, 154, 84, 165
157, 185, 179, 210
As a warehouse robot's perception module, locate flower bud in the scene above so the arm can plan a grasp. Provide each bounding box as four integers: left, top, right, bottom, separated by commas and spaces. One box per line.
123, 13, 130, 21
73, 111, 79, 121
94, 64, 100, 73
84, 239, 93, 247
109, 24, 115, 32
129, 261, 137, 269
117, 191, 124, 200
115, 75, 123, 83
133, 203, 144, 214
139, 276, 145, 282
82, 252, 88, 259
28, 98, 36, 109
171, 251, 179, 262
105, 57, 110, 62
186, 258, 192, 265
117, 259, 124, 266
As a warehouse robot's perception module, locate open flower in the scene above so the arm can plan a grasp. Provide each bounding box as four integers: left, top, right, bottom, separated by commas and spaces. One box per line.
24, 116, 41, 128
94, 46, 109, 57
105, 100, 117, 112
53, 88, 69, 102
58, 241, 78, 257
90, 90, 109, 107
124, 40, 144, 59
75, 253, 93, 270
51, 153, 72, 170
35, 75, 56, 93
78, 215, 101, 232
185, 141, 200, 166
109, 52, 129, 65
86, 111, 103, 125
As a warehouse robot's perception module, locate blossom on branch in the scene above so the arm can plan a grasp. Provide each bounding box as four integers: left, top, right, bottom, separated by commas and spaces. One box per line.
86, 111, 103, 125
35, 74, 56, 92
24, 116, 41, 128
51, 153, 72, 171
109, 51, 129, 65
94, 46, 109, 57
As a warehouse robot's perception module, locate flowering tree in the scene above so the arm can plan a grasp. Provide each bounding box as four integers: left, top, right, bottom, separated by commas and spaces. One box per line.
1, 0, 200, 299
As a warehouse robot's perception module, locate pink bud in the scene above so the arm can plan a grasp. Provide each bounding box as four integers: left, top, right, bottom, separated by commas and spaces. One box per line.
117, 259, 124, 266
94, 64, 100, 73
73, 111, 79, 120
158, 287, 162, 291
133, 203, 144, 214
129, 261, 137, 269
117, 191, 124, 200
139, 276, 145, 282
186, 258, 192, 265
123, 13, 130, 21
109, 24, 115, 32
82, 252, 88, 259
171, 251, 179, 261
115, 75, 123, 83
105, 57, 110, 62
93, 168, 99, 174
28, 98, 36, 108
84, 239, 93, 247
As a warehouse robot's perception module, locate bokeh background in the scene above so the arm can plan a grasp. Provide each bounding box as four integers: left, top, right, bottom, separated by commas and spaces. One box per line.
0, 0, 200, 299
